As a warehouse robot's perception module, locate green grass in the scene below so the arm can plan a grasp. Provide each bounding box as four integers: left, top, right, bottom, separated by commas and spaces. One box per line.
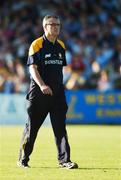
0, 125, 121, 180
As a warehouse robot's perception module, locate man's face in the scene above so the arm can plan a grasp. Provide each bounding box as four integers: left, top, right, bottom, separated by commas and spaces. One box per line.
44, 17, 61, 37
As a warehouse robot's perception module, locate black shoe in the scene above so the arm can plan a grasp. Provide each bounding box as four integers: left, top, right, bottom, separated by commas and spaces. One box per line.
59, 161, 78, 169
17, 161, 30, 168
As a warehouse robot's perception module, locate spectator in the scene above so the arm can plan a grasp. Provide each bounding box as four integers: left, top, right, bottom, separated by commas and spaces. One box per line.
97, 69, 113, 92
0, 0, 121, 93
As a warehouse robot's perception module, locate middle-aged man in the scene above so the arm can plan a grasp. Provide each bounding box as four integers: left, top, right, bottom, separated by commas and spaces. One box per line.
17, 14, 78, 169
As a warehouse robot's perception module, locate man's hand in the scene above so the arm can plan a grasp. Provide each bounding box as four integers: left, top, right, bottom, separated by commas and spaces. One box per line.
40, 85, 53, 95
29, 64, 53, 96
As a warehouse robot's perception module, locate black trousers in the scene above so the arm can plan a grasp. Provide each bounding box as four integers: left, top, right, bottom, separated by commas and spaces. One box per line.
19, 93, 71, 164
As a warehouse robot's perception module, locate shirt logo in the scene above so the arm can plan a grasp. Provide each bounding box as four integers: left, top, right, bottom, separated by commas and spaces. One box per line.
45, 54, 51, 58
59, 53, 62, 59
45, 60, 63, 65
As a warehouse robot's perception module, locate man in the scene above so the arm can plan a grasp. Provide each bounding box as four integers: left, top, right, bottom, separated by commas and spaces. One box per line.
17, 15, 78, 169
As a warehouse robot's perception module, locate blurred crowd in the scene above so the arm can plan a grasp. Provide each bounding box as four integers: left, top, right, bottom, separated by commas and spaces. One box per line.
0, 0, 121, 93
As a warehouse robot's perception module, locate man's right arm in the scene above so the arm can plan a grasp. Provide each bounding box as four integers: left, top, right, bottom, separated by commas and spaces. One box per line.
29, 64, 53, 95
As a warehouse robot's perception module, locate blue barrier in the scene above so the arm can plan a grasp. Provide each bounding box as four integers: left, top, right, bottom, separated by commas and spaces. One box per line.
0, 91, 121, 125
0, 94, 26, 124
66, 90, 121, 124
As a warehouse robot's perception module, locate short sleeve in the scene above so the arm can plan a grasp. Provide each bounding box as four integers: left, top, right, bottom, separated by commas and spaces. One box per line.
63, 50, 67, 66
27, 37, 43, 66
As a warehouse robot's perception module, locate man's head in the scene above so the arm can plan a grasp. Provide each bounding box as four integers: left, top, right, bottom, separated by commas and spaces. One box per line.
42, 15, 61, 38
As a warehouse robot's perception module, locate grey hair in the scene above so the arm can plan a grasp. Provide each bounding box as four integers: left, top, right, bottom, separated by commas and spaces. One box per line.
42, 14, 60, 28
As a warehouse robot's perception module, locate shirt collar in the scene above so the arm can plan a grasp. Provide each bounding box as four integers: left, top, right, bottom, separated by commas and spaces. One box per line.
43, 34, 57, 45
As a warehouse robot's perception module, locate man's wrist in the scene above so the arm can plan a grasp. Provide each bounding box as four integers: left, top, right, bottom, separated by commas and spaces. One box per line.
39, 83, 48, 90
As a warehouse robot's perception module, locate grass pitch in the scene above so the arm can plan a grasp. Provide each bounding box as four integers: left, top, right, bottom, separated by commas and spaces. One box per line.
0, 125, 121, 180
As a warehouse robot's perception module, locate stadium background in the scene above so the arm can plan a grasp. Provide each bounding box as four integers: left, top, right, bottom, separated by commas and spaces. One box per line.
0, 0, 121, 124
0, 1, 121, 180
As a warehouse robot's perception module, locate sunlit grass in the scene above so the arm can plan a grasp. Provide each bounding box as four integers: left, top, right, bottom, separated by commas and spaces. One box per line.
0, 125, 121, 180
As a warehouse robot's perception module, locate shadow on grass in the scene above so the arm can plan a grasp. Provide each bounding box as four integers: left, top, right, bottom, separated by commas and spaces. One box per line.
31, 166, 58, 169
30, 166, 121, 170
79, 167, 121, 170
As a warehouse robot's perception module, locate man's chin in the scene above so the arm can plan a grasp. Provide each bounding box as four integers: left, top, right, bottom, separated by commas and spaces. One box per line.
53, 32, 59, 36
